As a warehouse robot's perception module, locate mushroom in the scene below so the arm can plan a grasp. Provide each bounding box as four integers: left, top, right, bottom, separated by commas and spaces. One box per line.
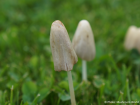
124, 26, 140, 87
72, 20, 96, 81
50, 20, 77, 105
124, 26, 138, 50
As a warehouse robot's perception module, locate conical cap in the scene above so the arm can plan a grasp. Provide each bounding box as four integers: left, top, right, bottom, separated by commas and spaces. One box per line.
72, 20, 96, 61
124, 26, 138, 50
50, 20, 78, 71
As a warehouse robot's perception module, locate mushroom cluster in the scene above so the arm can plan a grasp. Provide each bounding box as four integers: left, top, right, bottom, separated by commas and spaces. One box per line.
124, 26, 140, 52
50, 20, 96, 105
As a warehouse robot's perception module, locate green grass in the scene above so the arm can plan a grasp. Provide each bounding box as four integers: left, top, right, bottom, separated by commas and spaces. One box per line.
0, 0, 140, 104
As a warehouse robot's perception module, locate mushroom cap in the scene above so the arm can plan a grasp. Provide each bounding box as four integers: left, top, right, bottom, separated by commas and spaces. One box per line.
135, 28, 140, 53
72, 20, 96, 61
50, 20, 78, 71
124, 26, 138, 50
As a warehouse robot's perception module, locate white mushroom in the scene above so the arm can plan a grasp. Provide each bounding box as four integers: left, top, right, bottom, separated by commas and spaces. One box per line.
72, 20, 96, 61
72, 20, 96, 81
50, 20, 77, 105
50, 20, 78, 71
124, 26, 138, 50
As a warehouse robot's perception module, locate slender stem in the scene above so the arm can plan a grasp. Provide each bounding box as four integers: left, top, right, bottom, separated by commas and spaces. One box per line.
82, 60, 87, 81
67, 71, 76, 105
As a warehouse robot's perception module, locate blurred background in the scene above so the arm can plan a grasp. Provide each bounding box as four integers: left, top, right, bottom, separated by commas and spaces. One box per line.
0, 0, 140, 104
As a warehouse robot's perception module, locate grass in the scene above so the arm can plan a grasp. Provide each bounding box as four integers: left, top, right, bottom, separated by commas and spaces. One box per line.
0, 0, 140, 104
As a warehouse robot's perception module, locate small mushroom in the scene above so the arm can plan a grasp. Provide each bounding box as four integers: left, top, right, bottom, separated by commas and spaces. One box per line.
50, 20, 77, 105
72, 20, 96, 81
124, 26, 140, 88
124, 26, 138, 50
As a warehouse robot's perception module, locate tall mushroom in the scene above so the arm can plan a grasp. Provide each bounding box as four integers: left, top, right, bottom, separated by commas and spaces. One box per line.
124, 26, 140, 88
50, 20, 77, 105
72, 20, 96, 81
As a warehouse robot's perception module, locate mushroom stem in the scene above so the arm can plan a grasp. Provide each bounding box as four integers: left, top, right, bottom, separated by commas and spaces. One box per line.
82, 60, 87, 81
67, 71, 76, 105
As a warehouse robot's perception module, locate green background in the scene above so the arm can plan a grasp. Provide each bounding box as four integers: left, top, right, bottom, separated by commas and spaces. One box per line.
0, 0, 140, 104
